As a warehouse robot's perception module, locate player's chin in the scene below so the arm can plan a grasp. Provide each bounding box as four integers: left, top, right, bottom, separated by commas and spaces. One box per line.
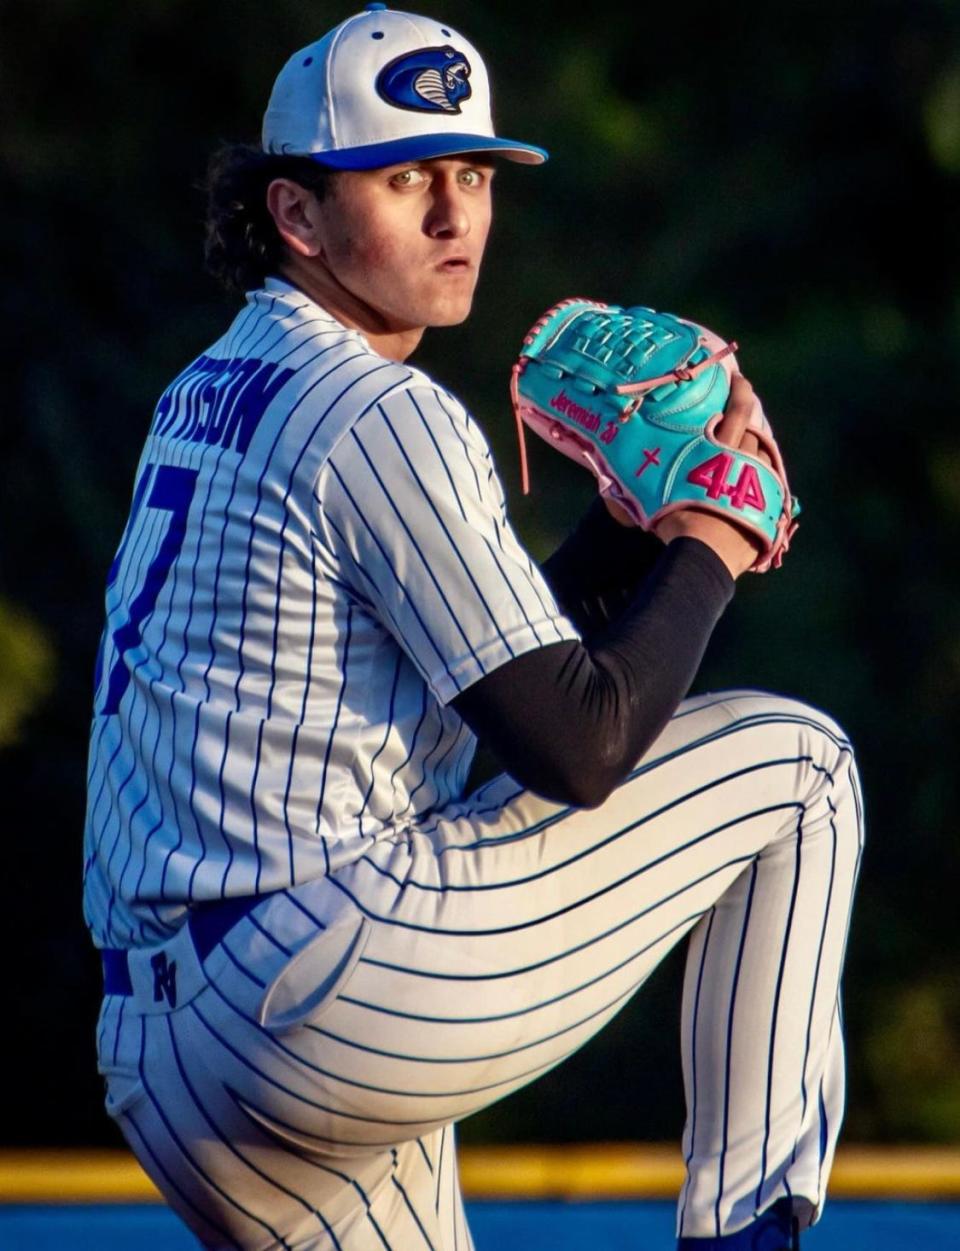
429, 308, 473, 327
419, 274, 480, 326
425, 293, 477, 327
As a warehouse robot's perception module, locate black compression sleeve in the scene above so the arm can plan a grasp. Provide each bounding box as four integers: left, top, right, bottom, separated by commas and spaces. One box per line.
541, 498, 665, 638
451, 537, 734, 808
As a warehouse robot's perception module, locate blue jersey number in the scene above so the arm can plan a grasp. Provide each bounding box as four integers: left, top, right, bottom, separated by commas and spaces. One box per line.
99, 463, 199, 716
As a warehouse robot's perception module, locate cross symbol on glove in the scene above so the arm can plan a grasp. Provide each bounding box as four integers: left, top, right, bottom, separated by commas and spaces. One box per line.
635, 448, 661, 477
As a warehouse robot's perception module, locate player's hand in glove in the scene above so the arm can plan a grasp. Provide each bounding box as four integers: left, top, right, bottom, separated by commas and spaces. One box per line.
511, 299, 799, 576
653, 373, 775, 578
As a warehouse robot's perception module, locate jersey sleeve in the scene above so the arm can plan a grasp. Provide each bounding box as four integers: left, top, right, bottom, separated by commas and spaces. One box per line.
314, 383, 579, 705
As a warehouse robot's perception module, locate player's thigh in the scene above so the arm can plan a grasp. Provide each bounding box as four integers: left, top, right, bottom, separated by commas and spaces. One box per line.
275, 687, 859, 1134
346, 686, 855, 933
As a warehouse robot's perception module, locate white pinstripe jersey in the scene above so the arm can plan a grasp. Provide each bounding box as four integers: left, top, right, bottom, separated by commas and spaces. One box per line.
83, 278, 578, 949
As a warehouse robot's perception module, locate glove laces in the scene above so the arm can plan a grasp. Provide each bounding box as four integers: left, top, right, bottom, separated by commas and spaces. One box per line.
614, 340, 738, 415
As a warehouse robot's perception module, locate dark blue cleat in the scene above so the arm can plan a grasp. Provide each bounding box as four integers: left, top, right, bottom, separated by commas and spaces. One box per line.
677, 1197, 815, 1250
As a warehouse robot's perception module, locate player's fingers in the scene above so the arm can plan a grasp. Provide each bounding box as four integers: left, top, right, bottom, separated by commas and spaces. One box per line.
746, 393, 768, 433
742, 430, 771, 462
734, 430, 774, 471
714, 374, 754, 450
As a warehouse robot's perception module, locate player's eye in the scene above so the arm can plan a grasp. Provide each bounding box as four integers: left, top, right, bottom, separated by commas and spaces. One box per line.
457, 168, 488, 188
389, 167, 426, 188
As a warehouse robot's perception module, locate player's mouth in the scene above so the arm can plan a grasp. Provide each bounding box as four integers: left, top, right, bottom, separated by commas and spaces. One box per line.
435, 256, 472, 273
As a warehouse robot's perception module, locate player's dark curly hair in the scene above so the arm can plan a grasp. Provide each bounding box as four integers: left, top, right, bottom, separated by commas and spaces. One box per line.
203, 143, 336, 295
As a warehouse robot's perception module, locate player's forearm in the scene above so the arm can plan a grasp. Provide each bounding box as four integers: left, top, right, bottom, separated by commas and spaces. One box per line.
452, 537, 734, 807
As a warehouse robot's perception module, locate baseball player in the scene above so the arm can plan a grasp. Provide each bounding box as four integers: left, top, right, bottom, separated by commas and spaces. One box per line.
84, 6, 863, 1250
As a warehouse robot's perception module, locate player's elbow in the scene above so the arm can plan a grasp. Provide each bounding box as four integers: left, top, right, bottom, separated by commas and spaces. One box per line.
538, 723, 665, 808
569, 768, 623, 809
526, 760, 622, 810
512, 725, 644, 809
565, 779, 617, 810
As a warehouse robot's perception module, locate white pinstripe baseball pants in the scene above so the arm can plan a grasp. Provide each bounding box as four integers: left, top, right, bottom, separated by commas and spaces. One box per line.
96, 690, 863, 1249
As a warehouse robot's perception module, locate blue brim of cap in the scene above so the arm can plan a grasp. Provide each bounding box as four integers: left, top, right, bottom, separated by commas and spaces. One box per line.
306, 133, 548, 169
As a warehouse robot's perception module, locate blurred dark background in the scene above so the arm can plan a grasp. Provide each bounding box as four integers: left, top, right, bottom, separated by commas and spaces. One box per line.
2, 0, 958, 1149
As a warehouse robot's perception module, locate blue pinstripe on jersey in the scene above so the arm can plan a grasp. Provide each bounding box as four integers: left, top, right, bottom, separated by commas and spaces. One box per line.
325, 461, 466, 685
792, 800, 839, 1158
754, 809, 805, 1213
714, 858, 760, 1237
678, 903, 716, 1230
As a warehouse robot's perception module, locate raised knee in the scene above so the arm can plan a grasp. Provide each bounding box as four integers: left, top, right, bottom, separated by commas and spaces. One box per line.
717, 689, 856, 781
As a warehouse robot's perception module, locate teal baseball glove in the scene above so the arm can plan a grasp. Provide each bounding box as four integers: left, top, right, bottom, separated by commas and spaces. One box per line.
510, 298, 800, 572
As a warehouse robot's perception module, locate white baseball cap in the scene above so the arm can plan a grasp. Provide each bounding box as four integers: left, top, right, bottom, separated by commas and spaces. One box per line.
262, 4, 548, 169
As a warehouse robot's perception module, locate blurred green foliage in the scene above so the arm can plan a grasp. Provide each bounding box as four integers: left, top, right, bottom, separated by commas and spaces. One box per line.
0, 599, 55, 747
2, 0, 959, 1147
864, 976, 960, 1140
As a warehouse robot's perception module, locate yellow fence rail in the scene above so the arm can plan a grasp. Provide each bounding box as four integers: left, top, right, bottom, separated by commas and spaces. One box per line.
1, 1145, 959, 1204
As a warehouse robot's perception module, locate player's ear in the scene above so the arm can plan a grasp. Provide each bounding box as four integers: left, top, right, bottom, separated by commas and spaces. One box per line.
266, 178, 324, 258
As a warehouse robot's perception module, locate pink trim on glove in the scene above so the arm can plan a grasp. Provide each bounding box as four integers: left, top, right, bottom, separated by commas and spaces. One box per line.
511, 361, 532, 496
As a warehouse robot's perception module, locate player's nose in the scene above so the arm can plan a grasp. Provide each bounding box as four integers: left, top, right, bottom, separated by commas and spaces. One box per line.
424, 179, 470, 239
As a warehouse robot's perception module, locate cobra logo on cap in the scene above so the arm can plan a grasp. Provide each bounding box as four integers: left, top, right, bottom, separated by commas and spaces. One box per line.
375, 45, 472, 114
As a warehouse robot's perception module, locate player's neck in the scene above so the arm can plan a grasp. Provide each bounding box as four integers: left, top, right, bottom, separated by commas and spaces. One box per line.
277, 259, 424, 363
